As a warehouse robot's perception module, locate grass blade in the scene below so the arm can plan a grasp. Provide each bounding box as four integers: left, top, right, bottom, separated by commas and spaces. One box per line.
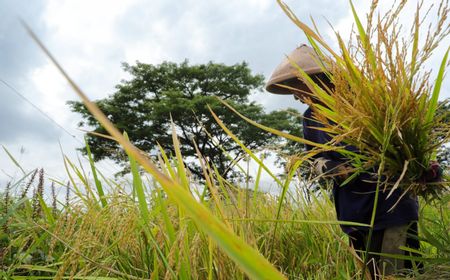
85, 137, 107, 207
2, 145, 26, 175
425, 47, 449, 124
124, 132, 150, 223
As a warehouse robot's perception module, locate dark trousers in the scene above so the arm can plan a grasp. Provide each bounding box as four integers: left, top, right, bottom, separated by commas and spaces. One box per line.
348, 222, 422, 279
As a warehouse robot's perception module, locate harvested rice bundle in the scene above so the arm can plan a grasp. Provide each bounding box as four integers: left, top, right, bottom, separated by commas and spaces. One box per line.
278, 0, 450, 198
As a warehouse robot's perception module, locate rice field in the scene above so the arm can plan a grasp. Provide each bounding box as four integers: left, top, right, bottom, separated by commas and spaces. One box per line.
1, 148, 449, 279
2, 0, 450, 279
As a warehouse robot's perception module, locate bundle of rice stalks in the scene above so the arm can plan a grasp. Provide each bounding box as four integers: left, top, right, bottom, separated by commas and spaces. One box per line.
277, 0, 450, 198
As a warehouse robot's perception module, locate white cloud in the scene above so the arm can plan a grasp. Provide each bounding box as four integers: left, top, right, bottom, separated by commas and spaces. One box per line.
43, 0, 139, 47
29, 64, 73, 122
124, 41, 168, 65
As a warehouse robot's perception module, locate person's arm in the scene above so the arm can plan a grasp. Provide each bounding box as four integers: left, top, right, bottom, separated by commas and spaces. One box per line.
302, 108, 352, 181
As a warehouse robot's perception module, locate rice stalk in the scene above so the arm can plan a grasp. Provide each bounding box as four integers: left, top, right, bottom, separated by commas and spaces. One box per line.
273, 0, 450, 198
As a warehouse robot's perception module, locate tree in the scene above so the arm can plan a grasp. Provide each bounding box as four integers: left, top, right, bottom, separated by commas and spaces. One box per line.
69, 60, 302, 179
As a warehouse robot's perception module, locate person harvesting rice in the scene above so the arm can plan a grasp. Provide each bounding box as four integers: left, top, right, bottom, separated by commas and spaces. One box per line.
260, 0, 450, 278
265, 44, 443, 278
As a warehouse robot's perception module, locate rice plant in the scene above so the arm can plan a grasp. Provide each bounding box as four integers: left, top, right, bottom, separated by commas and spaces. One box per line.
275, 0, 450, 199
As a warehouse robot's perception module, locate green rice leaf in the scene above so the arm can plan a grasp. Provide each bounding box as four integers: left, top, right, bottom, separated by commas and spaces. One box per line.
425, 47, 449, 124
85, 137, 107, 207
38, 196, 55, 225
124, 132, 150, 223
171, 119, 189, 189
349, 0, 377, 70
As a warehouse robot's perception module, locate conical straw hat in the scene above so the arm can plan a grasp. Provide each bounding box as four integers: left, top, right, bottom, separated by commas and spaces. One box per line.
265, 44, 324, 95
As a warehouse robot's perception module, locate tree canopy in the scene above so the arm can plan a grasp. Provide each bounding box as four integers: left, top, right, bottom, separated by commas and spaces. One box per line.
69, 60, 302, 179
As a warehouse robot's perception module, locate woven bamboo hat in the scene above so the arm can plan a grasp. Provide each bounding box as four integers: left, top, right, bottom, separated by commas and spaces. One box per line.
265, 44, 324, 95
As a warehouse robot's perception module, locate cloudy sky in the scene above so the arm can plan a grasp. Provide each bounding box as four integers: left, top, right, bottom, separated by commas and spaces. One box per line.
1, 0, 449, 191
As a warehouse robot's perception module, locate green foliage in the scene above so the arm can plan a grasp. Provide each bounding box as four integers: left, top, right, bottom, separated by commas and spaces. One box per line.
69, 61, 302, 179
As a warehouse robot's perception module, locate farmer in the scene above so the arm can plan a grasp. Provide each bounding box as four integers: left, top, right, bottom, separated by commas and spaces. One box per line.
265, 44, 441, 278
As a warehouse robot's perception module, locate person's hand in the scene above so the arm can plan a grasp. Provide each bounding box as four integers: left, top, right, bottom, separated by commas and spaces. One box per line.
422, 161, 443, 183
335, 164, 353, 181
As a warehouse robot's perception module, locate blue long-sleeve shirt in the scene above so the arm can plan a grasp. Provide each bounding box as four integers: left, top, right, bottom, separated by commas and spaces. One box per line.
302, 107, 419, 234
